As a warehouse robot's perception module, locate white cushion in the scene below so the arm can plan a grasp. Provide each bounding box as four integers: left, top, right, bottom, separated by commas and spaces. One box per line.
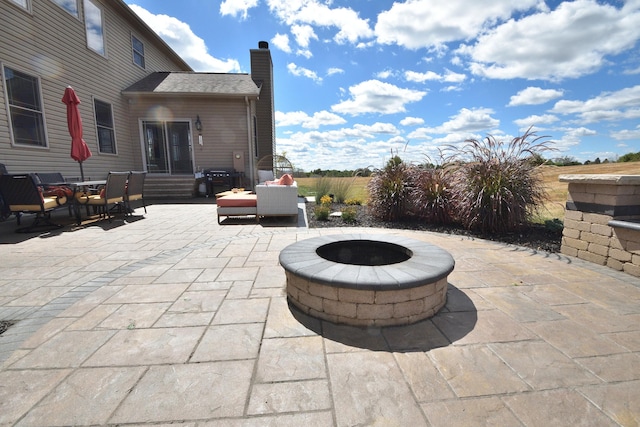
257, 170, 274, 183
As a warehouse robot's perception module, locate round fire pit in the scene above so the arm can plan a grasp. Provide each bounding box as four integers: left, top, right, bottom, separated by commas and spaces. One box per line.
279, 234, 455, 327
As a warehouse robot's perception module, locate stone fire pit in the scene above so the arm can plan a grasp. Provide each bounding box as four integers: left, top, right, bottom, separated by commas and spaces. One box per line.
279, 234, 455, 327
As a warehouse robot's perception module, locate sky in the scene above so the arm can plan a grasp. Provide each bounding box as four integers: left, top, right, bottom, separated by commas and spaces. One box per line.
124, 0, 640, 172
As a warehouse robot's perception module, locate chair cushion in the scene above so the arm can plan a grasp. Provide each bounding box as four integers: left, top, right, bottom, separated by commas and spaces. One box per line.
42, 185, 73, 198
11, 196, 64, 211
216, 194, 257, 207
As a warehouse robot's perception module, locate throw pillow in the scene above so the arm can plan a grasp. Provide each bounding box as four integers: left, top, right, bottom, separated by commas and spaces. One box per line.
279, 174, 294, 185
257, 170, 274, 183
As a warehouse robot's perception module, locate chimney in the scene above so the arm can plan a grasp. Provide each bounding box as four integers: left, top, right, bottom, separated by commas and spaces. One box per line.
251, 42, 275, 159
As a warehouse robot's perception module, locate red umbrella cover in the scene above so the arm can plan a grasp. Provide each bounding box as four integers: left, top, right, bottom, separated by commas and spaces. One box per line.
62, 86, 92, 163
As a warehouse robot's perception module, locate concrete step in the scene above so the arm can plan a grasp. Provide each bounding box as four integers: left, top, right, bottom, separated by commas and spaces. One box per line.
144, 176, 196, 199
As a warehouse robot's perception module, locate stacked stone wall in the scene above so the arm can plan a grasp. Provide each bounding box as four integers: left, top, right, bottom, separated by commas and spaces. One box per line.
560, 175, 640, 277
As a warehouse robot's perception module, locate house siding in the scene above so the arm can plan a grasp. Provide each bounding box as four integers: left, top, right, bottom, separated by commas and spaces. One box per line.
127, 97, 253, 176
0, 0, 189, 178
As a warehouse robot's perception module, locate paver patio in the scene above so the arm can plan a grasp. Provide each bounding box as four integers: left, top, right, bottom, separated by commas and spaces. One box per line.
0, 200, 638, 426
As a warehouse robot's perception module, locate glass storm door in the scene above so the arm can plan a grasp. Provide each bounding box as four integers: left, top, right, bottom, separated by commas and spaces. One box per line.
142, 121, 193, 174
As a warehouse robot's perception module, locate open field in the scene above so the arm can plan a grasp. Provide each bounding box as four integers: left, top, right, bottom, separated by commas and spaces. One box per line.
297, 162, 640, 222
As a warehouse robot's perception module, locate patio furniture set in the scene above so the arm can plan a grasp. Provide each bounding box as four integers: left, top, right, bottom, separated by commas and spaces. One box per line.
0, 169, 146, 232
216, 172, 299, 224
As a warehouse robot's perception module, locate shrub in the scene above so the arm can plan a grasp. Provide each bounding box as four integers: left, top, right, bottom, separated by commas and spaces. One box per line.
320, 194, 332, 206
313, 177, 333, 204
408, 163, 454, 224
341, 206, 357, 223
314, 205, 330, 221
329, 178, 353, 203
345, 198, 362, 206
366, 155, 412, 221
447, 129, 553, 234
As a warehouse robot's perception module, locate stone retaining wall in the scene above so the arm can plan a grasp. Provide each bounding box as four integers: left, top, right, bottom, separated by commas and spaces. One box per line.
560, 174, 640, 277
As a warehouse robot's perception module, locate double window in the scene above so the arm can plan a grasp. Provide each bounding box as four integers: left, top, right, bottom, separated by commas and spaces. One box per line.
2, 66, 47, 148
94, 99, 116, 154
132, 35, 145, 68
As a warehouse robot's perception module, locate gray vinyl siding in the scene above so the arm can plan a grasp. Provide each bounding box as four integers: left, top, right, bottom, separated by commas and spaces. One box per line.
0, 0, 190, 178
127, 97, 253, 173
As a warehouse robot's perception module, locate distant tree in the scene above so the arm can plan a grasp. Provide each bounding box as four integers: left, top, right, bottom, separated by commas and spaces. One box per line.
603, 158, 609, 163
594, 157, 601, 164
619, 152, 640, 162
553, 156, 581, 166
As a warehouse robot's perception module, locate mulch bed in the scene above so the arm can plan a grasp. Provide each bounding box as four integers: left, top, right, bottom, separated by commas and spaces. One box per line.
305, 202, 562, 254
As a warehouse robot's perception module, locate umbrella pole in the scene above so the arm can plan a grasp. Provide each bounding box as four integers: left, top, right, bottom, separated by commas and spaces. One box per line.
79, 161, 85, 182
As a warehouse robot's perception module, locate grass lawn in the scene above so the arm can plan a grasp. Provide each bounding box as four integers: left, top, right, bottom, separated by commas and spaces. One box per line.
297, 162, 640, 223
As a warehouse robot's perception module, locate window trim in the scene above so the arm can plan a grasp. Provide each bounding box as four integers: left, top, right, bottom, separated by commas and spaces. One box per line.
93, 97, 117, 155
83, 0, 106, 57
131, 34, 145, 69
50, 0, 79, 18
1, 63, 49, 149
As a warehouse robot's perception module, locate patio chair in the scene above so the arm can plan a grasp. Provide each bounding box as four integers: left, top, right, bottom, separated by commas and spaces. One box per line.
35, 172, 74, 216
0, 173, 68, 232
125, 171, 146, 216
75, 171, 128, 222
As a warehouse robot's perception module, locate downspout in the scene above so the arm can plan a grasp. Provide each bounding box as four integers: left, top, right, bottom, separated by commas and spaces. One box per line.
246, 96, 256, 187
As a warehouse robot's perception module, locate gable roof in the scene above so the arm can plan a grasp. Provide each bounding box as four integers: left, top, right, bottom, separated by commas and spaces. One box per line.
122, 72, 261, 98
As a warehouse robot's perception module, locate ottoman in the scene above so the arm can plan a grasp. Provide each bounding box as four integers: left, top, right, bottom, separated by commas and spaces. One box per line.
216, 193, 257, 224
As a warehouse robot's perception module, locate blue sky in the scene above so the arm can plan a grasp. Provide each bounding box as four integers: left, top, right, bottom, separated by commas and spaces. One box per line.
125, 0, 640, 172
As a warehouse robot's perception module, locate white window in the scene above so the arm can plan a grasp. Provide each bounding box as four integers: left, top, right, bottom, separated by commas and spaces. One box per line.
51, 0, 78, 17
2, 66, 47, 147
94, 99, 116, 154
9, 0, 30, 11
132, 35, 145, 68
83, 0, 105, 56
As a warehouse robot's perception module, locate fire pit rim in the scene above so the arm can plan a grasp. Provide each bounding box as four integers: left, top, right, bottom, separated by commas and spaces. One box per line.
279, 234, 455, 291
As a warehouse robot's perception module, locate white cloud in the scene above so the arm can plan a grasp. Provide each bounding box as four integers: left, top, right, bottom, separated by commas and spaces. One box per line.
327, 67, 344, 77
376, 69, 395, 79
291, 24, 318, 57
271, 33, 291, 53
400, 117, 425, 126
459, 0, 640, 80
508, 87, 564, 106
420, 108, 500, 134
266, 0, 373, 44
405, 71, 440, 83
287, 63, 322, 83
275, 110, 346, 129
623, 65, 640, 75
552, 85, 640, 123
127, 5, 241, 72
375, 0, 542, 50
219, 0, 258, 20
611, 126, 640, 140
513, 114, 559, 129
554, 127, 597, 151
353, 122, 400, 135
331, 80, 427, 116
405, 69, 466, 84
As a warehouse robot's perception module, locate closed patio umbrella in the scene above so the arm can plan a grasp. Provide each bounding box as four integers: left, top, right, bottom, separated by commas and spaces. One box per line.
62, 86, 92, 181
